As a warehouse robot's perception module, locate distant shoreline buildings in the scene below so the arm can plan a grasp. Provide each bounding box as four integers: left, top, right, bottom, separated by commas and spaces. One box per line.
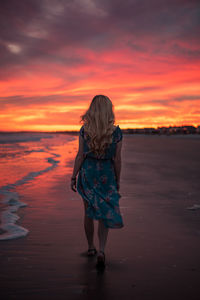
122, 125, 200, 135
0, 125, 200, 135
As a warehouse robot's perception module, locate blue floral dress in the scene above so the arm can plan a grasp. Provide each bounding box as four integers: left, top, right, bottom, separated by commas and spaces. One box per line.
77, 125, 124, 229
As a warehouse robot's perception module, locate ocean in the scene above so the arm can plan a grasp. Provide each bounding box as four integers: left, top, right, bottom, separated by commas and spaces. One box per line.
1, 132, 200, 242
0, 132, 76, 241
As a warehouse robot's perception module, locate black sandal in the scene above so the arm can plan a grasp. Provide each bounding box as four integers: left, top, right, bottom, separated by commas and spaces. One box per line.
96, 250, 106, 268
87, 248, 97, 256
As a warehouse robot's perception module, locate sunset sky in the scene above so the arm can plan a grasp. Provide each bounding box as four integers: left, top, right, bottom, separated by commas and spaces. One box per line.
0, 0, 200, 131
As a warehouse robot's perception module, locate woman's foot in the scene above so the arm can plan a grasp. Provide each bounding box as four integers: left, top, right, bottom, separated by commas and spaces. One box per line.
87, 247, 97, 256
96, 250, 106, 268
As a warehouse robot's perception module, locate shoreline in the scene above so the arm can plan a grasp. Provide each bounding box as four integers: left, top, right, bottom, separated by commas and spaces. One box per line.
1, 134, 200, 299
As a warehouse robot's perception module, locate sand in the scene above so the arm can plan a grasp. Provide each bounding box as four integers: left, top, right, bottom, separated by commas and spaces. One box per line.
1, 134, 200, 299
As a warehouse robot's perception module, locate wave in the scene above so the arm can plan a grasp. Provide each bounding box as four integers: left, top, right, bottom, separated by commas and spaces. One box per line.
0, 132, 54, 144
0, 151, 60, 241
0, 148, 46, 159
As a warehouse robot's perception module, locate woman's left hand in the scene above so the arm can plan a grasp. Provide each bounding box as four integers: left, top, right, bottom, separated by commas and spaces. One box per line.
71, 177, 77, 192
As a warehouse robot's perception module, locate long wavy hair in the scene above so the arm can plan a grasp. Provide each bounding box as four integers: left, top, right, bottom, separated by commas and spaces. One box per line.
80, 95, 116, 157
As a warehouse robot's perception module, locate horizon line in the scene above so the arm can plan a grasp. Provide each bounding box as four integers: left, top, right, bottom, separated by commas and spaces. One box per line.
0, 124, 199, 133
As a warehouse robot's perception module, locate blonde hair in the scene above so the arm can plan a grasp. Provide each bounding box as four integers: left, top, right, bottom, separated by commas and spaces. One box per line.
80, 95, 115, 157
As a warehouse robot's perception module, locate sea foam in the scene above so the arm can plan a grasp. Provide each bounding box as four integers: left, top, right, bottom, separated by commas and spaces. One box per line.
0, 150, 61, 241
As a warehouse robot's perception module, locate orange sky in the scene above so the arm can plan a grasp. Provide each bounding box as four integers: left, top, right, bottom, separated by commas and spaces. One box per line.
0, 0, 200, 131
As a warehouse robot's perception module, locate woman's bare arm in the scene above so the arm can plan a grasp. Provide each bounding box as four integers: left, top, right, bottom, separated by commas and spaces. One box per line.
71, 134, 85, 178
113, 140, 122, 189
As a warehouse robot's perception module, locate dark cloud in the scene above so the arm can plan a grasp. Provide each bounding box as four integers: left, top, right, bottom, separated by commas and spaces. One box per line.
115, 109, 176, 119
98, 0, 200, 37
174, 95, 200, 101
0, 94, 90, 110
0, 0, 200, 75
128, 86, 162, 92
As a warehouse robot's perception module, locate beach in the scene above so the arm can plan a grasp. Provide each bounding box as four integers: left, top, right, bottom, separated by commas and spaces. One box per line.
1, 133, 200, 299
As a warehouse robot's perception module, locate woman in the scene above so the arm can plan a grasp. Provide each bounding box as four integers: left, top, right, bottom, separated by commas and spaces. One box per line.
70, 95, 124, 269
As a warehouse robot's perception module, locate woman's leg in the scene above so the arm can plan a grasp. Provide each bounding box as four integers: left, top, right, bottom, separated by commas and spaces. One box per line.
98, 219, 109, 253
83, 200, 95, 248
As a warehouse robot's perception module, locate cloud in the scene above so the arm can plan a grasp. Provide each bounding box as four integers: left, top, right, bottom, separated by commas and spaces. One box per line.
0, 0, 200, 130
1, 0, 200, 72
0, 94, 89, 109
173, 95, 200, 101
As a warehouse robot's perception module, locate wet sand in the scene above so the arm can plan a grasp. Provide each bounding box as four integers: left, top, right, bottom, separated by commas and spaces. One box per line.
1, 134, 200, 299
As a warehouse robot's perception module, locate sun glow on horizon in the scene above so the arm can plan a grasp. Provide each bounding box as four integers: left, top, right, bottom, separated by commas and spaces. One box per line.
0, 0, 200, 132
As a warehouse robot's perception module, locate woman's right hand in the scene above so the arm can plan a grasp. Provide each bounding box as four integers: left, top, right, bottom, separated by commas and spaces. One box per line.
71, 178, 77, 192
